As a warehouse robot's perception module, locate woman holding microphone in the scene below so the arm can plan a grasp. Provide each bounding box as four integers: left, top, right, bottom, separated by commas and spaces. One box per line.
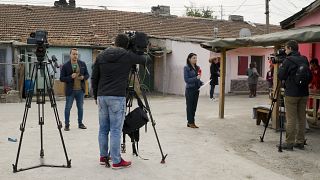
183, 53, 203, 128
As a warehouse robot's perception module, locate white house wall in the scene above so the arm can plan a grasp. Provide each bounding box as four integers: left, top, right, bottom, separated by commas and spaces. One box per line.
154, 40, 274, 96
154, 40, 211, 96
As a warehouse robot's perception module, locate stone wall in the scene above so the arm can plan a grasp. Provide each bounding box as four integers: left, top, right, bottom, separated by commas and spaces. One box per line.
230, 78, 269, 92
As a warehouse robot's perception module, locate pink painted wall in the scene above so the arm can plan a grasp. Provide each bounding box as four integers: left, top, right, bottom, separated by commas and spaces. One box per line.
299, 43, 312, 60
314, 43, 320, 61
295, 8, 320, 61
295, 9, 320, 27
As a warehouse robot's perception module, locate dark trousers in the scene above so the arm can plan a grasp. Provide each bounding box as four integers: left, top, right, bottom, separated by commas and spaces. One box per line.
210, 84, 215, 99
249, 84, 257, 97
185, 88, 199, 124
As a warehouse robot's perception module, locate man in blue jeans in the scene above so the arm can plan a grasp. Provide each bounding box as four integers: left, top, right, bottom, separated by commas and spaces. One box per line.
60, 48, 89, 131
92, 33, 148, 169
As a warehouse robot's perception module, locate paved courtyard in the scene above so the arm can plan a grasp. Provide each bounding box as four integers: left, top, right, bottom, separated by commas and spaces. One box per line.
0, 95, 319, 180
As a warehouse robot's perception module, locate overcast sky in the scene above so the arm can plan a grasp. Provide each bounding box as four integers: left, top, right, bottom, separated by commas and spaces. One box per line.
0, 0, 314, 25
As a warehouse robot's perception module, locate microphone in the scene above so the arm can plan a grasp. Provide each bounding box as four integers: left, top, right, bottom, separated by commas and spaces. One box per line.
198, 68, 202, 76
72, 64, 77, 73
51, 55, 59, 68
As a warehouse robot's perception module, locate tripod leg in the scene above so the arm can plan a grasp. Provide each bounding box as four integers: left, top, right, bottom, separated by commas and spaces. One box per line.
38, 89, 45, 158
278, 105, 284, 152
135, 71, 167, 163
132, 142, 138, 156
121, 133, 126, 153
12, 63, 37, 172
260, 100, 275, 142
44, 64, 71, 167
260, 82, 280, 142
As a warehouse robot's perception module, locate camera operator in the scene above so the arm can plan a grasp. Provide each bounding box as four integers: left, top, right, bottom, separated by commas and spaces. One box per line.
91, 33, 148, 169
278, 40, 311, 150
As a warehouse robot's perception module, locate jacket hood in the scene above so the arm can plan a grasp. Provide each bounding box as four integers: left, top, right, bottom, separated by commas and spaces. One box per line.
98, 47, 127, 63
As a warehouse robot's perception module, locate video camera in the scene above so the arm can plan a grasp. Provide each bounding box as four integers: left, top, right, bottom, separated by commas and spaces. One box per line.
27, 30, 49, 62
269, 48, 286, 64
124, 31, 149, 55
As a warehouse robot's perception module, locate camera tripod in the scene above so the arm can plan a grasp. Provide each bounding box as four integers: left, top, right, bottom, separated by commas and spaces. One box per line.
121, 65, 167, 163
12, 60, 71, 172
259, 81, 286, 152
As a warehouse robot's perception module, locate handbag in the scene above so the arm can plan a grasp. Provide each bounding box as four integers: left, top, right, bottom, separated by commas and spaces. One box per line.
123, 105, 149, 134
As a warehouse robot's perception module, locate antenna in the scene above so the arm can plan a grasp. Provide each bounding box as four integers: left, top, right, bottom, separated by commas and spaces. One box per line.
213, 27, 218, 38
239, 28, 251, 38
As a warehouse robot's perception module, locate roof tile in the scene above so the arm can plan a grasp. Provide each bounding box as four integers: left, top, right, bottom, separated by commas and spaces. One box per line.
0, 4, 281, 46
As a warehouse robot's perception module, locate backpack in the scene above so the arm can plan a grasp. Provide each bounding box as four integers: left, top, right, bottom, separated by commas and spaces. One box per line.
289, 56, 312, 87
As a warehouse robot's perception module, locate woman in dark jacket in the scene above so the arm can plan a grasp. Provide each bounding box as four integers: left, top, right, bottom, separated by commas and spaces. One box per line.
184, 53, 203, 128
209, 57, 220, 100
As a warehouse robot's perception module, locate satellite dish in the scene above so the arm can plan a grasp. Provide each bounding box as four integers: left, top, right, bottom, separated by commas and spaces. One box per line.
239, 28, 251, 38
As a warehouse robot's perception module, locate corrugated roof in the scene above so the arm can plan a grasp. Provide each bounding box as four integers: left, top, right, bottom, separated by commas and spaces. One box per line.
201, 25, 320, 52
0, 4, 281, 47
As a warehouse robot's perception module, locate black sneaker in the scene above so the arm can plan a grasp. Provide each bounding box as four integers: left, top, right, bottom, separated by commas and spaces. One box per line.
294, 143, 305, 150
277, 143, 293, 151
64, 125, 70, 131
78, 124, 87, 129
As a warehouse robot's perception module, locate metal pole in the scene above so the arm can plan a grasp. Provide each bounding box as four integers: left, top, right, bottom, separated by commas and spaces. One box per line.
265, 0, 270, 34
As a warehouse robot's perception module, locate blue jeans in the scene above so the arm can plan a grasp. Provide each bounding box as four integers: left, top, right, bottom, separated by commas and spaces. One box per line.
64, 90, 84, 126
98, 96, 126, 164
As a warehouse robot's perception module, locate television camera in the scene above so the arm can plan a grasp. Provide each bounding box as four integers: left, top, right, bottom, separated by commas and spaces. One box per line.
269, 48, 286, 64
27, 30, 49, 62
124, 31, 149, 55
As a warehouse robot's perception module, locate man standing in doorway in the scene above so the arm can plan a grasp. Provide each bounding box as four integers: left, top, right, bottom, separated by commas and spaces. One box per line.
60, 48, 89, 131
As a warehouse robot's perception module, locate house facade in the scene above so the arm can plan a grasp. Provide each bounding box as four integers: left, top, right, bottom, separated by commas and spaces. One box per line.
0, 3, 281, 96
150, 38, 274, 95
281, 0, 320, 61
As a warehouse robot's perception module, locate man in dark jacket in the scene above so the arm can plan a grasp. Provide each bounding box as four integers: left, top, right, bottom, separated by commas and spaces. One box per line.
278, 40, 311, 150
91, 33, 148, 168
60, 48, 89, 131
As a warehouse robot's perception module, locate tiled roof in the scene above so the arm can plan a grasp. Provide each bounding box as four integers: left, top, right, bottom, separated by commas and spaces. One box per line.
0, 4, 281, 47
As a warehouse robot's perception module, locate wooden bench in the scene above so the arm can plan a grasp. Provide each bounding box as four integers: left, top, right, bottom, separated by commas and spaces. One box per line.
254, 105, 285, 126
256, 108, 269, 125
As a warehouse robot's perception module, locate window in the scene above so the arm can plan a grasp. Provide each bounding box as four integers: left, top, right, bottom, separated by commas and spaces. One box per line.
63, 54, 69, 64
0, 49, 6, 87
238, 56, 248, 75
251, 56, 263, 76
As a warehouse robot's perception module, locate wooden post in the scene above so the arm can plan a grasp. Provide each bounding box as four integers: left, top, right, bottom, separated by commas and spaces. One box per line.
219, 49, 226, 118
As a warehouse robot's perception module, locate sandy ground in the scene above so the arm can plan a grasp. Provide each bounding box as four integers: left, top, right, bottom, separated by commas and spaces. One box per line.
0, 94, 319, 180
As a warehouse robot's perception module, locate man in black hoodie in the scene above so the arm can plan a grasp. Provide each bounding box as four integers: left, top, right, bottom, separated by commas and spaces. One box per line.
91, 33, 148, 168
278, 40, 311, 150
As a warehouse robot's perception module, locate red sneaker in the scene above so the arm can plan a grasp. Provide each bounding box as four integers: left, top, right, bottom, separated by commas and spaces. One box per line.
100, 156, 111, 165
112, 158, 131, 169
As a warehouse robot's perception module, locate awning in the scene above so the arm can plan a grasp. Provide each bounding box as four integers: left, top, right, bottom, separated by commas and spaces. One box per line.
201, 25, 320, 52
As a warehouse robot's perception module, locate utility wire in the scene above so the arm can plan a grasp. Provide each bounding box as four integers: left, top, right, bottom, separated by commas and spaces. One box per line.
286, 0, 297, 8
230, 0, 248, 14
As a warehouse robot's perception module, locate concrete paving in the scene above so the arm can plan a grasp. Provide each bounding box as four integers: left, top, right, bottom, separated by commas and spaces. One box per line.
0, 95, 319, 180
